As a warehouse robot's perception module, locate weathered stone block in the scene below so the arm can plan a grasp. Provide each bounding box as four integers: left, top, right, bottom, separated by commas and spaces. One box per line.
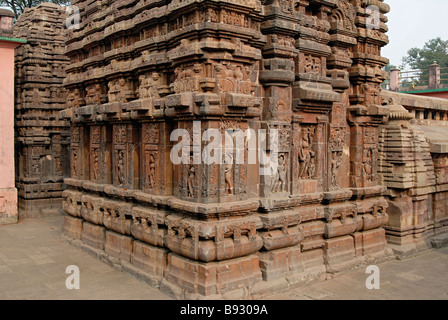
387, 197, 414, 230
130, 206, 167, 247
81, 221, 106, 250
352, 232, 363, 257
261, 226, 304, 251
259, 246, 303, 281
163, 253, 262, 297
324, 236, 357, 273
362, 228, 386, 256
363, 213, 389, 231
301, 220, 325, 251
324, 217, 357, 239
131, 240, 167, 278
62, 215, 83, 240
80, 195, 104, 225
105, 230, 133, 262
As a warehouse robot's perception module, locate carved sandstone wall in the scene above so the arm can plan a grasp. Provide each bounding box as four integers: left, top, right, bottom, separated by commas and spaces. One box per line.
14, 3, 71, 216
60, 0, 392, 298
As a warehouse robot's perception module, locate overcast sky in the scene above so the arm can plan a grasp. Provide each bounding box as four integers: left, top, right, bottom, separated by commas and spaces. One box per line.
383, 0, 448, 69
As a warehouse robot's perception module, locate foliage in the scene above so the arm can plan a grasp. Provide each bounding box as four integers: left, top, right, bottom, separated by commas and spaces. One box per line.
0, 0, 69, 19
401, 37, 448, 70
400, 38, 448, 86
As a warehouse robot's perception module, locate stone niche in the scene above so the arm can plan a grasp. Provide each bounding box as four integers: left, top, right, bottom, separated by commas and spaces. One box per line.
14, 3, 71, 217
60, 0, 392, 299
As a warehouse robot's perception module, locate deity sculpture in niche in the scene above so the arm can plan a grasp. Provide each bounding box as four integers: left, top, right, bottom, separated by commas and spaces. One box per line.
56, 158, 62, 175
116, 78, 128, 103
72, 148, 78, 177
331, 151, 342, 188
224, 152, 234, 195
187, 160, 195, 198
147, 152, 156, 190
93, 84, 102, 105
108, 81, 116, 102
304, 55, 322, 75
139, 72, 161, 99
93, 148, 100, 180
272, 153, 287, 193
86, 85, 100, 105
117, 150, 125, 185
298, 127, 315, 180
363, 148, 373, 182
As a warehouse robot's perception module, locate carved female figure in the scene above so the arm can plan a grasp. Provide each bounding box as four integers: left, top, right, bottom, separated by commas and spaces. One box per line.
272, 154, 287, 193
93, 149, 100, 180
148, 153, 156, 190
117, 150, 125, 185
187, 162, 195, 198
331, 151, 342, 187
299, 128, 313, 179
225, 152, 234, 195
72, 149, 78, 177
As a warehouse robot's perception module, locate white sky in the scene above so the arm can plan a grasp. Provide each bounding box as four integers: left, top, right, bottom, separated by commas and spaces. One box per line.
383, 0, 448, 68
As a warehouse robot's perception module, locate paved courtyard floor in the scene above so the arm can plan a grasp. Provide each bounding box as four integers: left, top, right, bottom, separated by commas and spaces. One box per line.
0, 215, 447, 300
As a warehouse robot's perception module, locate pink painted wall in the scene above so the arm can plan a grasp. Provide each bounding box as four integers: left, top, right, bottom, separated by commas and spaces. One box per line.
0, 39, 22, 224
0, 41, 17, 189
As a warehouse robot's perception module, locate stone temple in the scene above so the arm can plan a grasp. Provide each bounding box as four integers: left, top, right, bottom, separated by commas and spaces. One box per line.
14, 3, 71, 216
4, 0, 448, 299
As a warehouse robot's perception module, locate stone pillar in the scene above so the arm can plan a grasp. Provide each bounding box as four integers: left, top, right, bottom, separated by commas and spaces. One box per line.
389, 68, 401, 91
0, 9, 25, 224
429, 61, 441, 89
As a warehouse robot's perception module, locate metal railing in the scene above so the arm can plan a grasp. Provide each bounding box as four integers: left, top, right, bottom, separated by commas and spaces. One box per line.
398, 70, 429, 88
441, 67, 448, 84
385, 62, 448, 92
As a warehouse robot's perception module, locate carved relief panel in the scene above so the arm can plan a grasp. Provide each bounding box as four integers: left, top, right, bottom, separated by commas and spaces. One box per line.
213, 62, 256, 95
85, 83, 103, 106
261, 123, 291, 197
71, 125, 89, 180
296, 123, 320, 194
171, 63, 205, 94
219, 120, 249, 201
89, 125, 111, 183
329, 104, 348, 190
113, 124, 140, 188
173, 120, 250, 203
108, 77, 132, 103
138, 72, 162, 100
362, 126, 378, 186
141, 122, 170, 195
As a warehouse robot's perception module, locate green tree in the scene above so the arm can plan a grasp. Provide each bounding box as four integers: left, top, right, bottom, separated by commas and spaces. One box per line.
402, 37, 448, 70
401, 37, 448, 86
383, 63, 396, 73
0, 0, 69, 20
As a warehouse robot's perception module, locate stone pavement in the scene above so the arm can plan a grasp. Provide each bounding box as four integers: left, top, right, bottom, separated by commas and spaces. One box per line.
0, 215, 173, 300
0, 215, 447, 300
